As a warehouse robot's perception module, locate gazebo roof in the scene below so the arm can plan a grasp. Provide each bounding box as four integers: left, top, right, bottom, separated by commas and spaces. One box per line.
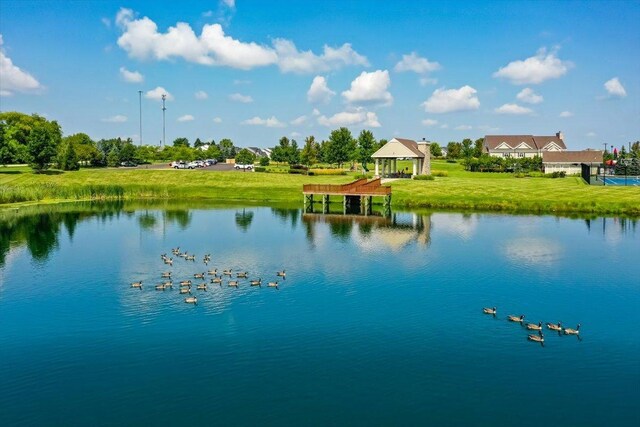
372, 138, 425, 158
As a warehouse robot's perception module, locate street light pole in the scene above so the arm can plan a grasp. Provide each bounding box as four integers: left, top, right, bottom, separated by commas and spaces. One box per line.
161, 94, 166, 148
138, 90, 143, 146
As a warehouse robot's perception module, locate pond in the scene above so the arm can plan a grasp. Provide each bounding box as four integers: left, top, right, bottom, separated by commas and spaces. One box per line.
1, 203, 639, 426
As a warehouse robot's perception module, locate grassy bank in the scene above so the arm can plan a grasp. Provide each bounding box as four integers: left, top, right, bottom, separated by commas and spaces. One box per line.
1, 162, 638, 215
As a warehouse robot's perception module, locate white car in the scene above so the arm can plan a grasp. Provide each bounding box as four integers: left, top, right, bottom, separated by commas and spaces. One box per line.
234, 163, 254, 170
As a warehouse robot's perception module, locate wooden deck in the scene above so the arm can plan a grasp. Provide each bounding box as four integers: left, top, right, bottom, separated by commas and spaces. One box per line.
303, 178, 391, 196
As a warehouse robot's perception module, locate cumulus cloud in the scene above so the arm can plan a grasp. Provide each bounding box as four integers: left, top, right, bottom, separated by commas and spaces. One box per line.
101, 115, 128, 123
177, 114, 194, 122
242, 116, 286, 128
455, 125, 472, 130
222, 0, 235, 8
421, 119, 438, 127
291, 115, 307, 125
586, 131, 596, 137
422, 85, 480, 113
213, 117, 222, 123
342, 70, 393, 105
145, 86, 173, 101
394, 52, 440, 74
493, 47, 572, 84
604, 77, 627, 97
116, 8, 367, 73
419, 77, 438, 86
559, 111, 573, 117
194, 90, 208, 100
317, 109, 381, 128
0, 34, 43, 96
516, 87, 543, 104
119, 66, 144, 83
494, 103, 533, 115
307, 76, 335, 104
228, 92, 253, 103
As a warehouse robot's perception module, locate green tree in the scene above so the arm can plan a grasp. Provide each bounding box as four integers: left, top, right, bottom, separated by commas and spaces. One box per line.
0, 112, 58, 165
204, 144, 222, 161
57, 138, 79, 170
235, 148, 256, 167
107, 148, 120, 167
430, 142, 442, 157
356, 130, 376, 171
461, 138, 474, 159
289, 140, 300, 164
27, 121, 62, 172
193, 138, 204, 148
474, 138, 485, 157
173, 137, 189, 148
119, 141, 137, 163
446, 141, 462, 159
271, 137, 290, 163
300, 136, 319, 168
325, 127, 355, 167
219, 138, 236, 159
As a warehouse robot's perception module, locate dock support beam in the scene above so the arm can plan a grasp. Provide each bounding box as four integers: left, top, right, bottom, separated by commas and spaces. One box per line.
322, 194, 329, 213
304, 194, 314, 213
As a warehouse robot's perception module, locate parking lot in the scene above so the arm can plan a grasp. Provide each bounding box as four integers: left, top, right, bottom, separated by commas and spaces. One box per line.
137, 163, 239, 171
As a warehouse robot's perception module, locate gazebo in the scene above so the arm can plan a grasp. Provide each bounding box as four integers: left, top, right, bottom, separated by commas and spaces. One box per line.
372, 138, 431, 178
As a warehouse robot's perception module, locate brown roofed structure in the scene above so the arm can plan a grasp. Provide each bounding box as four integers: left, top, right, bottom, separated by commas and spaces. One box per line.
542, 150, 603, 163
484, 132, 566, 151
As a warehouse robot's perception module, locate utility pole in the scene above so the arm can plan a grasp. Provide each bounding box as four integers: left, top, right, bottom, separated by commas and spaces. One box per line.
138, 90, 143, 146
161, 94, 166, 148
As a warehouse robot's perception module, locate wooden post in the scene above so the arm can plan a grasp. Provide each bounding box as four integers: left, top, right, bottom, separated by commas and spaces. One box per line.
343, 195, 347, 214
323, 194, 329, 213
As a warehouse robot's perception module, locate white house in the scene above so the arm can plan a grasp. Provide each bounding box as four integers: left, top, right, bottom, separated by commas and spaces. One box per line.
543, 150, 603, 175
371, 138, 431, 177
484, 132, 566, 158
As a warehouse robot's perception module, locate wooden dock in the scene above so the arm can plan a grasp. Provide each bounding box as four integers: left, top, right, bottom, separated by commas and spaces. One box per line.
302, 178, 391, 215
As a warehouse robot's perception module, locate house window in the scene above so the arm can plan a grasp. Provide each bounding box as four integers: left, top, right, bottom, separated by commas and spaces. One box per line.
518, 152, 525, 158
502, 152, 511, 158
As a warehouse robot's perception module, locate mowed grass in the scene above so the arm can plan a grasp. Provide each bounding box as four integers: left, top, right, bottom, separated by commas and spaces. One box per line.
1, 161, 638, 215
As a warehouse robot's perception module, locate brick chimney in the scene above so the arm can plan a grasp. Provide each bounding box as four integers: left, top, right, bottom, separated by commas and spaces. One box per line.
556, 131, 564, 141
416, 137, 431, 175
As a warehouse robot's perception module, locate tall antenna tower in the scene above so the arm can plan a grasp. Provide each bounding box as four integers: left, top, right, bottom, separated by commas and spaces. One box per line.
161, 94, 167, 147
138, 90, 143, 146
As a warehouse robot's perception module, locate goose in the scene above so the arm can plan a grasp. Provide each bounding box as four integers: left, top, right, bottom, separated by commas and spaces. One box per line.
237, 271, 248, 278
508, 314, 525, 323
546, 321, 563, 331
131, 281, 142, 289
162, 281, 173, 288
203, 254, 211, 262
276, 270, 286, 279
563, 324, 581, 335
185, 255, 196, 261
194, 273, 206, 279
268, 281, 279, 290
527, 331, 544, 343
207, 269, 218, 276
180, 288, 191, 294
160, 253, 168, 260
179, 280, 192, 286
210, 276, 223, 284
526, 321, 543, 331
178, 251, 187, 258
228, 280, 239, 288
172, 247, 180, 254
155, 284, 167, 291
483, 307, 497, 315
196, 283, 207, 291
184, 296, 197, 304
161, 272, 172, 278
223, 269, 233, 276
250, 278, 262, 287
164, 258, 173, 266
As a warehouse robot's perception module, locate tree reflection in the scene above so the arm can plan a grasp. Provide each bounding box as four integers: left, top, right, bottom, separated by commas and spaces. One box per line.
235, 209, 254, 232
163, 210, 191, 230
138, 211, 158, 230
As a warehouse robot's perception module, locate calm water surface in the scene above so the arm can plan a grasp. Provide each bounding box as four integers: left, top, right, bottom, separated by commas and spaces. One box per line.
1, 204, 639, 426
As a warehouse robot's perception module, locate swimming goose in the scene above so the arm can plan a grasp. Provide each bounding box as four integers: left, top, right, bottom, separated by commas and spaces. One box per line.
196, 283, 207, 291
194, 273, 206, 279
131, 281, 143, 289
207, 269, 218, 276
185, 255, 196, 261
276, 270, 286, 279
179, 288, 191, 294
483, 307, 497, 315
563, 324, 581, 335
237, 271, 248, 278
179, 280, 192, 286
172, 247, 180, 254
155, 284, 167, 291
162, 281, 173, 288
184, 296, 197, 304
228, 280, 239, 288
161, 272, 172, 278
508, 314, 525, 323
250, 278, 262, 286
210, 276, 223, 284
164, 258, 173, 266
526, 321, 543, 331
268, 281, 279, 290
223, 269, 233, 276
546, 321, 563, 331
527, 331, 544, 343
178, 251, 187, 258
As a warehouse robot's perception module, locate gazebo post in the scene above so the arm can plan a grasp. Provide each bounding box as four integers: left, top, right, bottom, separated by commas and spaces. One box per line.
412, 159, 417, 176
374, 158, 379, 176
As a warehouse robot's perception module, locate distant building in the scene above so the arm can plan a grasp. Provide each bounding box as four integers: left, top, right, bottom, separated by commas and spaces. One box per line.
484, 132, 566, 158
198, 143, 211, 151
543, 150, 603, 175
245, 147, 270, 158
372, 137, 431, 177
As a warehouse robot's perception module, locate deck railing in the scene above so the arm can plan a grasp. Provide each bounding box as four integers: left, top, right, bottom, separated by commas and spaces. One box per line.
303, 178, 391, 195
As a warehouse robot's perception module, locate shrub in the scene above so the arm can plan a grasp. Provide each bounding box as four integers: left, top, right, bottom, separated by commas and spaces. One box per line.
431, 170, 448, 177
309, 169, 347, 175
290, 164, 309, 171
254, 166, 267, 172
547, 171, 566, 178
413, 174, 435, 180
259, 157, 270, 166
353, 173, 373, 179
446, 159, 457, 163
288, 168, 307, 174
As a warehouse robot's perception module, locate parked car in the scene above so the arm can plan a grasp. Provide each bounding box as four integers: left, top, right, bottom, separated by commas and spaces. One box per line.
205, 159, 218, 166
120, 161, 137, 167
194, 160, 205, 168
187, 161, 199, 169
234, 163, 254, 171
172, 161, 189, 169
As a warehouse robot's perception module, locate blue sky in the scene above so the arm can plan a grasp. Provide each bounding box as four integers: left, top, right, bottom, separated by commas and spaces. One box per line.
1, 0, 638, 149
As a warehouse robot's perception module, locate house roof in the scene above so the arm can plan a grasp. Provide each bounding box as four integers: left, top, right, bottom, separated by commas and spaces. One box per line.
484, 134, 567, 150
543, 150, 603, 163
372, 137, 425, 158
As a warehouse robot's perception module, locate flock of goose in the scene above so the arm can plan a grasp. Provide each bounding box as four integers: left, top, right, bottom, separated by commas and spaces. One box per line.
483, 307, 581, 345
129, 247, 286, 305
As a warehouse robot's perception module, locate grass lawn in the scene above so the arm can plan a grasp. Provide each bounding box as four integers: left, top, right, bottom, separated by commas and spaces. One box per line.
1, 161, 638, 216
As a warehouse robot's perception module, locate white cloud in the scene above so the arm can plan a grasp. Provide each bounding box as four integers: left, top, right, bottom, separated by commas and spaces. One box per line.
222, 0, 236, 8
317, 109, 381, 128
291, 115, 307, 125
116, 8, 367, 74
586, 132, 596, 137
312, 108, 321, 116
101, 17, 111, 28
559, 111, 573, 117
145, 86, 173, 101
194, 90, 208, 100
422, 85, 480, 113
0, 34, 43, 96
242, 116, 286, 128
516, 87, 543, 104
233, 79, 251, 85
177, 114, 194, 122
307, 76, 335, 104
119, 66, 144, 83
274, 39, 368, 74
394, 52, 440, 74
202, 10, 214, 18
290, 131, 302, 138
213, 117, 222, 123
419, 77, 438, 86
455, 125, 473, 130
495, 103, 533, 115
228, 92, 253, 103
604, 77, 627, 97
101, 115, 128, 123
422, 119, 438, 127
493, 47, 572, 84
342, 70, 393, 105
